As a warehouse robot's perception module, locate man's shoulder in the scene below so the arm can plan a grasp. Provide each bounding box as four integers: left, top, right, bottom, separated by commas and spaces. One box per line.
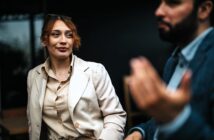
202, 29, 214, 46
196, 29, 214, 59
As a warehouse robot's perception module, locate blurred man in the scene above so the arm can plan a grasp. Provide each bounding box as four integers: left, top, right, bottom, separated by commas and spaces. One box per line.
125, 0, 214, 139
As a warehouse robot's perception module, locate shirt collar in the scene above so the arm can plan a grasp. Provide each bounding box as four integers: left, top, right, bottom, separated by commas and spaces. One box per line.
41, 54, 75, 76
181, 27, 213, 62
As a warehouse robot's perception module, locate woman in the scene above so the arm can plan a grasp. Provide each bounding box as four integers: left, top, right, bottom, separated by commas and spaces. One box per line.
27, 14, 126, 140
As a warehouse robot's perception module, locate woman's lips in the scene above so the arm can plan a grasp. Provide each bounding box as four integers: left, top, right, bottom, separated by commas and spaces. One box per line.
57, 47, 67, 52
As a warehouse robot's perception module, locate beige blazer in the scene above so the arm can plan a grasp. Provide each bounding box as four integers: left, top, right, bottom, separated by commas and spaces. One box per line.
27, 55, 126, 140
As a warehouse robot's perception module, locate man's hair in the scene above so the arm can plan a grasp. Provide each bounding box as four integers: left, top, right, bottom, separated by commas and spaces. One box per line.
195, 0, 214, 26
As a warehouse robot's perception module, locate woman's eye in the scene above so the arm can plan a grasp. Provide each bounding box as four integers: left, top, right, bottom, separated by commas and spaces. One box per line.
49, 30, 73, 38
65, 32, 73, 38
50, 31, 61, 37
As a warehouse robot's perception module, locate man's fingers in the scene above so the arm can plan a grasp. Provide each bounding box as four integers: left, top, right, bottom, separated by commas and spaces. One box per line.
130, 57, 145, 74
179, 70, 192, 101
128, 75, 146, 109
124, 131, 143, 140
167, 70, 192, 105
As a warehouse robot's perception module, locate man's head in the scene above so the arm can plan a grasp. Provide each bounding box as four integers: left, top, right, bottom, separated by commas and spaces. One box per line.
155, 0, 213, 46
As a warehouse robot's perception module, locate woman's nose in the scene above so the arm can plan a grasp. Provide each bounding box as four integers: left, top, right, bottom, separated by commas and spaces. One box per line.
60, 34, 67, 43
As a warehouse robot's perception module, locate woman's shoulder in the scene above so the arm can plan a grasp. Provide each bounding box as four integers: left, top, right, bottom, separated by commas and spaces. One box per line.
74, 55, 105, 71
28, 63, 44, 75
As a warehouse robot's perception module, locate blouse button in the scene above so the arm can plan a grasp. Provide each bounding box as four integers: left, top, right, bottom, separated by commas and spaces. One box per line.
74, 122, 80, 128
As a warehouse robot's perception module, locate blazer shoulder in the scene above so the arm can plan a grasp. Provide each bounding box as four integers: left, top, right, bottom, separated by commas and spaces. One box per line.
27, 64, 44, 81
202, 29, 214, 50
74, 55, 105, 73
201, 32, 214, 62
28, 64, 43, 74
74, 56, 109, 85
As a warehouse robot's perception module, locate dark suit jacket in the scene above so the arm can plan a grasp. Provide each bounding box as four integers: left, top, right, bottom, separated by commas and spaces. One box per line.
131, 29, 214, 140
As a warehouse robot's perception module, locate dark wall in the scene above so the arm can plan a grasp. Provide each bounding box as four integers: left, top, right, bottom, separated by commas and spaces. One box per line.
0, 1, 172, 109
44, 1, 172, 106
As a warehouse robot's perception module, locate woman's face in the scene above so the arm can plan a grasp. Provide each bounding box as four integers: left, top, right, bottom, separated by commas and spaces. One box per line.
45, 20, 74, 60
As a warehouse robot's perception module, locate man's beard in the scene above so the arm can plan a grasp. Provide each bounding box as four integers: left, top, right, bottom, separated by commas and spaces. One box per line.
157, 10, 198, 46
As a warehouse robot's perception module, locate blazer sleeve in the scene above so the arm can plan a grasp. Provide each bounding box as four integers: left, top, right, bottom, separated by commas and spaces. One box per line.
157, 83, 214, 140
26, 69, 33, 137
128, 119, 156, 140
91, 63, 127, 140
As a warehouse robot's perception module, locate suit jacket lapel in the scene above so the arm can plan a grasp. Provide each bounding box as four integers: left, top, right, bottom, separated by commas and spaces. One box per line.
189, 29, 214, 81
189, 50, 206, 80
68, 56, 89, 113
163, 56, 178, 83
35, 67, 47, 110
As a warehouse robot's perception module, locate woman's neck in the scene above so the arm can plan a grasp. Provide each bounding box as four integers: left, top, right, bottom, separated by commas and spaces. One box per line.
50, 57, 71, 81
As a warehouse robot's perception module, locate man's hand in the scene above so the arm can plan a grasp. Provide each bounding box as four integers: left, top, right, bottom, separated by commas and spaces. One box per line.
128, 57, 191, 123
125, 131, 143, 140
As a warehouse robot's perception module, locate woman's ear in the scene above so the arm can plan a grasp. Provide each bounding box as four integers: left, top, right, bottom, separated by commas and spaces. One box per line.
198, 0, 213, 21
41, 41, 47, 47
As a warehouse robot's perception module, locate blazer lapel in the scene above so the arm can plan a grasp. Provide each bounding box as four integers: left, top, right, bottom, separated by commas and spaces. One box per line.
68, 56, 89, 113
35, 68, 47, 110
189, 51, 206, 78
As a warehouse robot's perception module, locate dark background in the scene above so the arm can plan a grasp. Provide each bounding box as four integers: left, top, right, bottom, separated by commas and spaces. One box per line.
0, 0, 172, 123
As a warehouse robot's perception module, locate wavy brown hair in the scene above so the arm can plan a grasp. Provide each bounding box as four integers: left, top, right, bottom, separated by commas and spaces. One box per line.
40, 14, 81, 49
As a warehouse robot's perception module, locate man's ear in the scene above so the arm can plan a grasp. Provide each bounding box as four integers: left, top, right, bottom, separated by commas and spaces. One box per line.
198, 0, 213, 21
